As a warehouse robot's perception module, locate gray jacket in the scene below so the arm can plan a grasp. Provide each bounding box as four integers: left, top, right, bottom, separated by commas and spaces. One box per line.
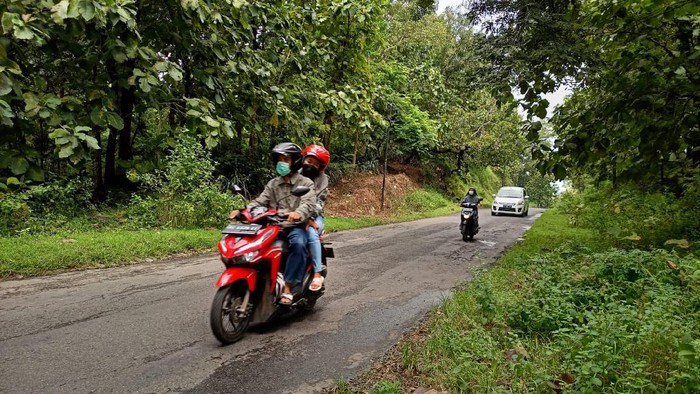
312, 173, 329, 218
248, 173, 317, 222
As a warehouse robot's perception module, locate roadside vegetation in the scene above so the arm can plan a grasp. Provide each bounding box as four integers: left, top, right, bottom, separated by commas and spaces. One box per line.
330, 0, 692, 389
338, 185, 700, 393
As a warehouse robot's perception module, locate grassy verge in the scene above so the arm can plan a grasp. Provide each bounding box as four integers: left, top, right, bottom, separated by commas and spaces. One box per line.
0, 190, 458, 279
338, 210, 700, 393
0, 229, 221, 278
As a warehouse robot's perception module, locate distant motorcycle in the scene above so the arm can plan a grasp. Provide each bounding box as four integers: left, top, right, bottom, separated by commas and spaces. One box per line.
460, 198, 483, 241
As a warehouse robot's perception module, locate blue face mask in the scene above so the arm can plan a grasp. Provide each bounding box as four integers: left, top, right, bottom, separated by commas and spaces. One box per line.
276, 161, 291, 176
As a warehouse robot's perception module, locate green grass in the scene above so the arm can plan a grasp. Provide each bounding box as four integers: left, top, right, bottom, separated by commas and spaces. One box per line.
0, 229, 221, 278
0, 189, 459, 278
344, 209, 700, 393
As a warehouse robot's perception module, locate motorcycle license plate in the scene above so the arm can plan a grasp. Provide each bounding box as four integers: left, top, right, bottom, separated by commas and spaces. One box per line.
222, 223, 262, 235
462, 207, 473, 212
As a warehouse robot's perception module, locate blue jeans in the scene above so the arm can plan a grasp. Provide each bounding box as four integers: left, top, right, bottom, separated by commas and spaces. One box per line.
284, 227, 308, 285
305, 215, 324, 273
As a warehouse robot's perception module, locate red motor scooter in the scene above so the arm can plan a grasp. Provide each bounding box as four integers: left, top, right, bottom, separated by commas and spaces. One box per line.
210, 188, 333, 345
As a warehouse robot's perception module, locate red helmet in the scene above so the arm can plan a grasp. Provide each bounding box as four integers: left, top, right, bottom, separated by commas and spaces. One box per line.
302, 144, 330, 171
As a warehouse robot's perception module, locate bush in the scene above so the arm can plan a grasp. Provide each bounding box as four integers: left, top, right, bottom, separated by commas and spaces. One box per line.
128, 134, 244, 229
396, 189, 451, 212
0, 177, 95, 235
504, 248, 700, 391
445, 167, 501, 205
555, 182, 694, 249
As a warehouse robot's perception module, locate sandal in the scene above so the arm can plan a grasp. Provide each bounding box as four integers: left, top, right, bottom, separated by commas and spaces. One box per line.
279, 293, 293, 305
309, 276, 324, 292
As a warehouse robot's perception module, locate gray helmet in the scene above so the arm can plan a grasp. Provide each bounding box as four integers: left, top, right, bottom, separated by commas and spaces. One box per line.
271, 142, 303, 172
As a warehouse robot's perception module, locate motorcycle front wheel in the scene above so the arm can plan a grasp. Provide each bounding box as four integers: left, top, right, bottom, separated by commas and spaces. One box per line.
210, 282, 251, 345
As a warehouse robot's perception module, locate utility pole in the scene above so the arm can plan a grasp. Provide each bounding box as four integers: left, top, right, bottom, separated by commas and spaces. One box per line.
381, 104, 395, 211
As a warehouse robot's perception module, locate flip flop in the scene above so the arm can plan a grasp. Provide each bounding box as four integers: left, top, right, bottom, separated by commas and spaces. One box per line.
309, 276, 324, 292
279, 293, 293, 305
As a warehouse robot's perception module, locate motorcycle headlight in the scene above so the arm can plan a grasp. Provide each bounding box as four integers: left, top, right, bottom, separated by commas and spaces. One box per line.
232, 251, 258, 264
463, 213, 471, 219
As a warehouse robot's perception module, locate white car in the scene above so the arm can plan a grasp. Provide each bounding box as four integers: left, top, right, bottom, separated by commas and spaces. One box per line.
491, 186, 529, 217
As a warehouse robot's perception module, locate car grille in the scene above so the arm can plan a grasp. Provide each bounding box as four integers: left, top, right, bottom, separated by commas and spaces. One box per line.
499, 207, 516, 212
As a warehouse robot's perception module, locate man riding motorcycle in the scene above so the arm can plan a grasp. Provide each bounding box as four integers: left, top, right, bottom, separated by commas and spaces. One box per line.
228, 142, 316, 305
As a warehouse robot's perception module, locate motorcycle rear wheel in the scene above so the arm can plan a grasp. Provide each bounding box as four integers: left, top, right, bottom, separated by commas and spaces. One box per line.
210, 283, 251, 345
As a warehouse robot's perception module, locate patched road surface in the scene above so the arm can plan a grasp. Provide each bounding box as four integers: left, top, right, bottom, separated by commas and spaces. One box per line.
0, 210, 542, 393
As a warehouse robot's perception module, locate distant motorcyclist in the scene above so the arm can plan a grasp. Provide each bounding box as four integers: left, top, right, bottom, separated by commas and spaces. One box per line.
461, 187, 481, 230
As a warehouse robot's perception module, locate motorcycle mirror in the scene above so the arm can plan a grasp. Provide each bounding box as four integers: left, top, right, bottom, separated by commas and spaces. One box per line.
291, 186, 311, 197
478, 197, 484, 202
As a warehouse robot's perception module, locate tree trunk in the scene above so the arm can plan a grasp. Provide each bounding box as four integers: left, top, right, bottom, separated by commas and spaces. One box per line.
352, 128, 360, 167
104, 128, 118, 186
93, 127, 105, 200
117, 85, 136, 164
323, 110, 333, 149
249, 125, 256, 160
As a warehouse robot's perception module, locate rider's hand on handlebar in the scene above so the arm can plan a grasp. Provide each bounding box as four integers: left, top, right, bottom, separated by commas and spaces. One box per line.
228, 209, 240, 221
287, 211, 302, 222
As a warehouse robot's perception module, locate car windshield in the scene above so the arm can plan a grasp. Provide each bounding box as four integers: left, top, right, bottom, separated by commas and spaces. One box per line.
497, 188, 523, 198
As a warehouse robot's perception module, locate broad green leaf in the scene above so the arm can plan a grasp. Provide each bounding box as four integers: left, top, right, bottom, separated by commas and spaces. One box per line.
9, 157, 29, 175
59, 146, 74, 159
1, 13, 17, 34
203, 116, 220, 127
78, 134, 101, 150
0, 74, 12, 96
79, 0, 96, 21
168, 67, 183, 82
106, 112, 124, 130
67, 0, 80, 18
51, 0, 70, 24
90, 107, 108, 126
113, 51, 128, 63
26, 165, 45, 182
153, 62, 168, 72
139, 78, 152, 93
14, 27, 34, 40
6, 177, 20, 186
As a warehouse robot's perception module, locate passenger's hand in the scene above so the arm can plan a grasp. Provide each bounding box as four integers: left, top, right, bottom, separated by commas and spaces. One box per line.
306, 219, 319, 230
287, 211, 302, 222
228, 209, 240, 221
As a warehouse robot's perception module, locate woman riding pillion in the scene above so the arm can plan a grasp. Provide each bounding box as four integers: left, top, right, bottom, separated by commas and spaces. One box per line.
300, 144, 330, 292
228, 143, 316, 305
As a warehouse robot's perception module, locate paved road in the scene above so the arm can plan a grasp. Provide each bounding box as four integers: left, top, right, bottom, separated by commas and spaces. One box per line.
0, 209, 542, 393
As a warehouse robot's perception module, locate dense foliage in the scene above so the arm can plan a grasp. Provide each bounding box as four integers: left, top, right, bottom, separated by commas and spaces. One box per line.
0, 0, 546, 228
469, 0, 700, 192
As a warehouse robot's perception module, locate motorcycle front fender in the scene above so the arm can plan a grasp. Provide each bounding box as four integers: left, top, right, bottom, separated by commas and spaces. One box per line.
215, 267, 257, 291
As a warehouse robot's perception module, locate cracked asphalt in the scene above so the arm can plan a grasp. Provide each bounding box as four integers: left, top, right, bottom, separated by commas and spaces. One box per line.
0, 209, 542, 393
